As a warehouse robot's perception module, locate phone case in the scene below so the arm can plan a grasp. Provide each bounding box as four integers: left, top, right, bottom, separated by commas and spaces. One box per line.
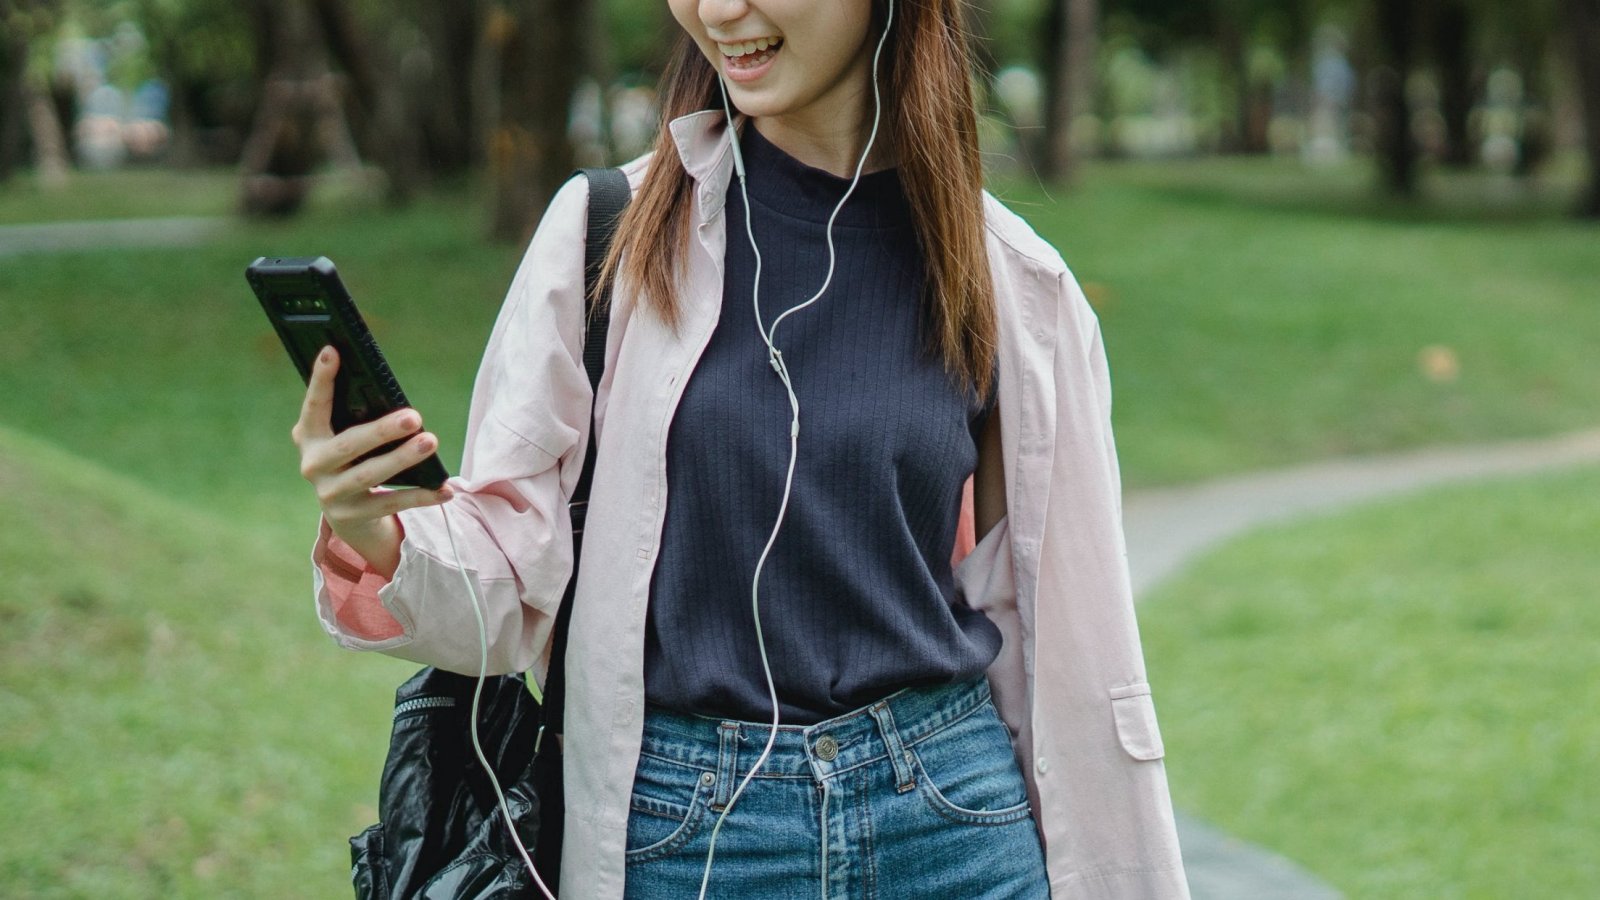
246, 256, 450, 490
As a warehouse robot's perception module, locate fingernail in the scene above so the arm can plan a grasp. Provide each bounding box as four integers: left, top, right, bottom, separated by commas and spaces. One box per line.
319, 346, 332, 363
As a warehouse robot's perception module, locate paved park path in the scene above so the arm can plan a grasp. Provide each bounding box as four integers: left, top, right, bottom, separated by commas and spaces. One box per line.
0, 216, 228, 257
1125, 426, 1600, 899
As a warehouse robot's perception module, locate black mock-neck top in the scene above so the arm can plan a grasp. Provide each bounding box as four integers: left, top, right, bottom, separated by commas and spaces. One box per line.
643, 120, 999, 724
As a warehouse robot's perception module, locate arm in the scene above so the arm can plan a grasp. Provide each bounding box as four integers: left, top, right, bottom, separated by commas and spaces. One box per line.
973, 403, 1007, 543
309, 175, 596, 675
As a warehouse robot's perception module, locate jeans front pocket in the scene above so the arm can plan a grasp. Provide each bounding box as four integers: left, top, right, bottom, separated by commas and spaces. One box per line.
624, 752, 715, 863
908, 701, 1033, 826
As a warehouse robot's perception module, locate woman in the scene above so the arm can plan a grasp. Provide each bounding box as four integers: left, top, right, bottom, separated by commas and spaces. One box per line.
293, 0, 1189, 897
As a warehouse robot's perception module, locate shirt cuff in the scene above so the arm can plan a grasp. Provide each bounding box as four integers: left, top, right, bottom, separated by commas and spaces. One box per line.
312, 518, 406, 642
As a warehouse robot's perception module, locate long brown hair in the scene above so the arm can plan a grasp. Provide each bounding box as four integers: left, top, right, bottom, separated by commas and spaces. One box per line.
595, 0, 996, 399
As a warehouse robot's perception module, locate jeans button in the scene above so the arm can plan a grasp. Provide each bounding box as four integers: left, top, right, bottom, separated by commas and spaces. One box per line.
815, 734, 839, 762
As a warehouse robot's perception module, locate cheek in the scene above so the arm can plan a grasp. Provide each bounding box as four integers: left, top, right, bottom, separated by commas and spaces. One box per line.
667, 6, 721, 70
666, 1, 700, 40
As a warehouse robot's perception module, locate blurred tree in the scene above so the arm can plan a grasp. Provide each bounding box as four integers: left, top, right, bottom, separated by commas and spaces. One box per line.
485, 0, 590, 242
1430, 0, 1475, 167
1103, 0, 1315, 155
0, 8, 29, 183
130, 0, 255, 166
405, 0, 485, 176
310, 1, 490, 192
1498, 7, 1557, 176
237, 0, 361, 215
1038, 0, 1098, 180
307, 0, 423, 202
0, 0, 63, 183
1564, 0, 1600, 216
603, 0, 678, 79
1369, 0, 1421, 195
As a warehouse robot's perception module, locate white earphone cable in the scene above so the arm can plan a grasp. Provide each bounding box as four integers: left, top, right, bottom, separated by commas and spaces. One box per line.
699, 4, 895, 897
442, 4, 895, 895
441, 501, 558, 900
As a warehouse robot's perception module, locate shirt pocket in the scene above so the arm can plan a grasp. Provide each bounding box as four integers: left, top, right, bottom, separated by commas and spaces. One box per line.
1108, 682, 1166, 761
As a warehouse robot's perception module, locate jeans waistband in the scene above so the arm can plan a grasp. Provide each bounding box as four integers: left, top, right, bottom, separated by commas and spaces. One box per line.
638, 677, 995, 785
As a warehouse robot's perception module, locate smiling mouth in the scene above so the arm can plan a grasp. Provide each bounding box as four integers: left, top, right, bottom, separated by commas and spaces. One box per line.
719, 37, 784, 70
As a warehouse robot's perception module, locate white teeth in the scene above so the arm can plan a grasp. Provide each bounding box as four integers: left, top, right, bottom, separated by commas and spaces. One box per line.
718, 37, 781, 57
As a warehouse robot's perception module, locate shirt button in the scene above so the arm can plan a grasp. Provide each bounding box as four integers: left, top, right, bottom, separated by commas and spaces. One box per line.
1036, 756, 1050, 775
815, 735, 839, 762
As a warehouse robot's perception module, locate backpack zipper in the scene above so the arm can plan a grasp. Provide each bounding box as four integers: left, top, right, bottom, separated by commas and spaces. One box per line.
393, 695, 457, 720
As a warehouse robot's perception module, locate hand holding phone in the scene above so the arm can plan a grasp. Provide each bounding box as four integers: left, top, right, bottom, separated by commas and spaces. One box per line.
291, 346, 453, 569
248, 256, 454, 571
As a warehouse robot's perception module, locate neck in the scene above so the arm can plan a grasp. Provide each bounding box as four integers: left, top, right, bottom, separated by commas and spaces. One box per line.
747, 107, 894, 179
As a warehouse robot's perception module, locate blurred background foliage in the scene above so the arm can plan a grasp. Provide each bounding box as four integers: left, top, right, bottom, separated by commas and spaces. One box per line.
2, 0, 1598, 232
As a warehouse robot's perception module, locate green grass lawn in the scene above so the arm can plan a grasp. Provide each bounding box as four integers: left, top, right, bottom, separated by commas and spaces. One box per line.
1, 160, 1597, 895
0, 167, 239, 225
993, 155, 1600, 484
0, 425, 415, 896
0, 188, 521, 541
1139, 465, 1600, 898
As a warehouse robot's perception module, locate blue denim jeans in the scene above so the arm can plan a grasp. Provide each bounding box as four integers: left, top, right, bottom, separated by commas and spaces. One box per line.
622, 677, 1050, 899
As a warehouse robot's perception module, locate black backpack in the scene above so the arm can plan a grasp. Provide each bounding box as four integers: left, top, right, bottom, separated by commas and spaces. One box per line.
349, 167, 633, 900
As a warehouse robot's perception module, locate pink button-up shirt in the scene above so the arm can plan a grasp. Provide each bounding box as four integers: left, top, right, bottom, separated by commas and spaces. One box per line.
312, 110, 1189, 899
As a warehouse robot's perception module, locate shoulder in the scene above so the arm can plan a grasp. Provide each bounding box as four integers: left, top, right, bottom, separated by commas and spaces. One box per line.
543, 150, 656, 227
978, 189, 1103, 355
980, 189, 1069, 279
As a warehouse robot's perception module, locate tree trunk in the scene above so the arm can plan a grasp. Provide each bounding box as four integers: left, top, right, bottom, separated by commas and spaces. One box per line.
1039, 0, 1097, 181
1372, 0, 1421, 196
1433, 0, 1475, 168
1565, 0, 1600, 217
1217, 19, 1252, 153
238, 0, 326, 216
1510, 39, 1552, 177
0, 29, 27, 184
413, 0, 484, 176
310, 0, 421, 203
488, 0, 587, 243
24, 81, 68, 186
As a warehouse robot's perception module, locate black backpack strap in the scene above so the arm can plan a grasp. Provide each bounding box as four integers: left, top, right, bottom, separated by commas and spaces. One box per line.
539, 167, 632, 735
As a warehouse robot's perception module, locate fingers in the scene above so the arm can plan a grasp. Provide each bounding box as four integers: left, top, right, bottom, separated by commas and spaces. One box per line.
299, 405, 423, 486
292, 344, 453, 531
316, 407, 423, 474
320, 430, 446, 501
294, 345, 339, 444
316, 432, 454, 528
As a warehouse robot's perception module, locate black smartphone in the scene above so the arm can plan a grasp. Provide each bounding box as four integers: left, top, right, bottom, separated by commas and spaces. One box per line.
246, 255, 450, 490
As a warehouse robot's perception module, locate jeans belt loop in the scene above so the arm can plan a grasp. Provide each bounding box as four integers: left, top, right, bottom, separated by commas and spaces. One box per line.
867, 700, 917, 793
713, 721, 739, 811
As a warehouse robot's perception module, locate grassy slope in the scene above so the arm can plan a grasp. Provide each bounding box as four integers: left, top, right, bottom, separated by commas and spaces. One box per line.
0, 425, 413, 896
994, 158, 1600, 484
2, 164, 1593, 521
0, 169, 238, 225
1139, 465, 1600, 898
0, 192, 521, 542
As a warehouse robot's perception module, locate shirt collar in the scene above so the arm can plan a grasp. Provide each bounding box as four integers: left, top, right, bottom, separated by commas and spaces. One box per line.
668, 108, 743, 219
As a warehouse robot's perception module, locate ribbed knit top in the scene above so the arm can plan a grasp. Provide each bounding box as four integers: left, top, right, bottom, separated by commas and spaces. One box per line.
642, 121, 1000, 724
